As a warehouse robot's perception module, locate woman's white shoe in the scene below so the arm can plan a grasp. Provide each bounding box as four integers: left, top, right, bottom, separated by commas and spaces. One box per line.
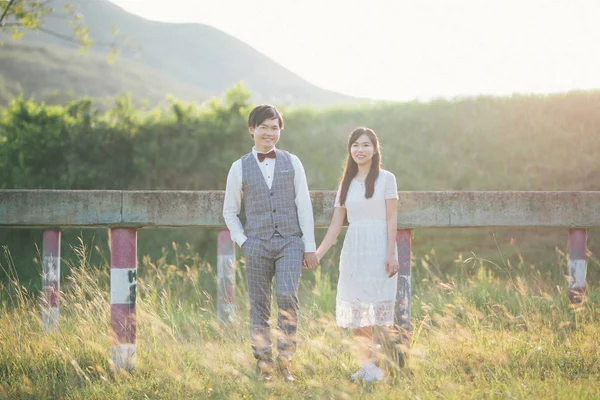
350, 367, 366, 381
362, 363, 384, 382
351, 363, 384, 382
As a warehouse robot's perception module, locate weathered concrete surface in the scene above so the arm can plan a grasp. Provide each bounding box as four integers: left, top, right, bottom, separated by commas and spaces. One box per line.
121, 191, 226, 227
396, 191, 600, 228
1, 190, 599, 228
0, 190, 122, 227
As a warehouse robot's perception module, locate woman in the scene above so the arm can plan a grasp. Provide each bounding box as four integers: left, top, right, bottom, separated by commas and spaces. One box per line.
316, 127, 399, 382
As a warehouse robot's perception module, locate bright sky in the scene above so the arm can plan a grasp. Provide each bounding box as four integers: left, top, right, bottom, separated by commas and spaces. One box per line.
110, 0, 600, 101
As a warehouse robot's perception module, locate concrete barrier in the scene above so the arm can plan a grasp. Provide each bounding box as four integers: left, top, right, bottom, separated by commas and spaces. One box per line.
1, 189, 596, 370
2, 190, 600, 228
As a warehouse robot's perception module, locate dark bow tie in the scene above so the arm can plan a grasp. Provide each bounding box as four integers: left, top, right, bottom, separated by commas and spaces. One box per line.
257, 150, 276, 162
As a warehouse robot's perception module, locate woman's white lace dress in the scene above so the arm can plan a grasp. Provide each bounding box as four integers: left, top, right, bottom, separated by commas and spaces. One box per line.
335, 170, 399, 328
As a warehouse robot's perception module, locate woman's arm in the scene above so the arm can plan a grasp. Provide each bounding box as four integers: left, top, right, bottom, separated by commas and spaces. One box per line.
315, 207, 347, 261
385, 198, 400, 277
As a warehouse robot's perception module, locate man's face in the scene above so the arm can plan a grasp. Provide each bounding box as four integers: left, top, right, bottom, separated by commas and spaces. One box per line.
249, 118, 281, 152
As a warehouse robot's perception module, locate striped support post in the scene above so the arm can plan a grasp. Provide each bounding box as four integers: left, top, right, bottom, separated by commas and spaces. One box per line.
217, 230, 236, 323
568, 228, 587, 303
110, 228, 137, 371
394, 229, 412, 354
42, 230, 60, 332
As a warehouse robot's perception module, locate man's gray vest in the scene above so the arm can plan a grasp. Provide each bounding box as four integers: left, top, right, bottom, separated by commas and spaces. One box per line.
241, 149, 302, 239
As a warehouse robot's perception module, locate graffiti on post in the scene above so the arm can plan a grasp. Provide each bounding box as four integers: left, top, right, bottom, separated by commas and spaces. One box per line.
127, 269, 137, 307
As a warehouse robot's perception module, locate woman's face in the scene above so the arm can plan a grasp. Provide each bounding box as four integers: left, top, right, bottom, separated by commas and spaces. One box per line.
350, 134, 375, 166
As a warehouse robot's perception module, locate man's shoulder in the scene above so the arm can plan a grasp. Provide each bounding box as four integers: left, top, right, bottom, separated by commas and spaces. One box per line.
238, 152, 254, 163
229, 153, 252, 170
276, 149, 301, 163
275, 148, 292, 157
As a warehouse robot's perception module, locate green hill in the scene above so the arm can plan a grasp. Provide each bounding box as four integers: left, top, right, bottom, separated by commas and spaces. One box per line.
2, 0, 359, 105
0, 42, 209, 105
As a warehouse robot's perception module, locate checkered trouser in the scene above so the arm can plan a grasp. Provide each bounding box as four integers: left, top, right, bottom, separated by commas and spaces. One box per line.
242, 234, 304, 363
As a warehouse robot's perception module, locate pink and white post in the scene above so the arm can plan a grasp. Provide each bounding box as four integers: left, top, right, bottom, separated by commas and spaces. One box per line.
42, 230, 61, 332
217, 230, 236, 323
110, 228, 137, 370
395, 229, 412, 344
568, 228, 587, 303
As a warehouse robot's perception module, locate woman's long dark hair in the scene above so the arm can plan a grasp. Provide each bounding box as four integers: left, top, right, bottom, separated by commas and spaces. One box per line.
338, 127, 381, 206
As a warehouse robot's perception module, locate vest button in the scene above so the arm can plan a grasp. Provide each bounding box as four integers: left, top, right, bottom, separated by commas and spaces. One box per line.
273, 209, 276, 213
270, 192, 274, 196
275, 225, 278, 229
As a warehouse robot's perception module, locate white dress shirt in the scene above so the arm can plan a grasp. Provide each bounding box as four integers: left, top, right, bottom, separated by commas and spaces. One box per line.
223, 146, 316, 252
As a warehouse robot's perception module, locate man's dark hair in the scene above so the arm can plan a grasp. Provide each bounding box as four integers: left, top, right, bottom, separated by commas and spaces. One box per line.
248, 104, 284, 129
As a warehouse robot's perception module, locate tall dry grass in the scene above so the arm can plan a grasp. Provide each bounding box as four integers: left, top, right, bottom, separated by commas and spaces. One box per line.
0, 238, 599, 399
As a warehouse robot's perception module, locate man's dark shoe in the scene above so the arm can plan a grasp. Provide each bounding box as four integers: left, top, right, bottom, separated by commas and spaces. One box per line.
276, 357, 295, 382
256, 360, 273, 382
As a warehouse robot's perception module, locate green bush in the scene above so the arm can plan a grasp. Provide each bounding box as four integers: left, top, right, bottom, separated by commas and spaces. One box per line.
2, 86, 600, 289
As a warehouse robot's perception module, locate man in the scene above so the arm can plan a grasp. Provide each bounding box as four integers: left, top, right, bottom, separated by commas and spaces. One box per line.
223, 104, 319, 382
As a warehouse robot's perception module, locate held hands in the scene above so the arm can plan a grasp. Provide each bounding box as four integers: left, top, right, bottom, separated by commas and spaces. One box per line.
385, 254, 400, 278
302, 252, 319, 270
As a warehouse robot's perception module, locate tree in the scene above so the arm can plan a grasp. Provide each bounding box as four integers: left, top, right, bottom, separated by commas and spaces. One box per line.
0, 0, 127, 58
1, 0, 91, 45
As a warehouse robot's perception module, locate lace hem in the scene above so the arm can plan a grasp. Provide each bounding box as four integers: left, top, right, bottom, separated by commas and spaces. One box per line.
336, 299, 395, 328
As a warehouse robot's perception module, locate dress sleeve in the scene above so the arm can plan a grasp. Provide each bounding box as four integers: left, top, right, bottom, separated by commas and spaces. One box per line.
384, 171, 399, 200
334, 184, 345, 208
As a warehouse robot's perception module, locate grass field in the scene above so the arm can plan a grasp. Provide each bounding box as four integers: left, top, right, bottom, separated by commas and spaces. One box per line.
1, 239, 599, 399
